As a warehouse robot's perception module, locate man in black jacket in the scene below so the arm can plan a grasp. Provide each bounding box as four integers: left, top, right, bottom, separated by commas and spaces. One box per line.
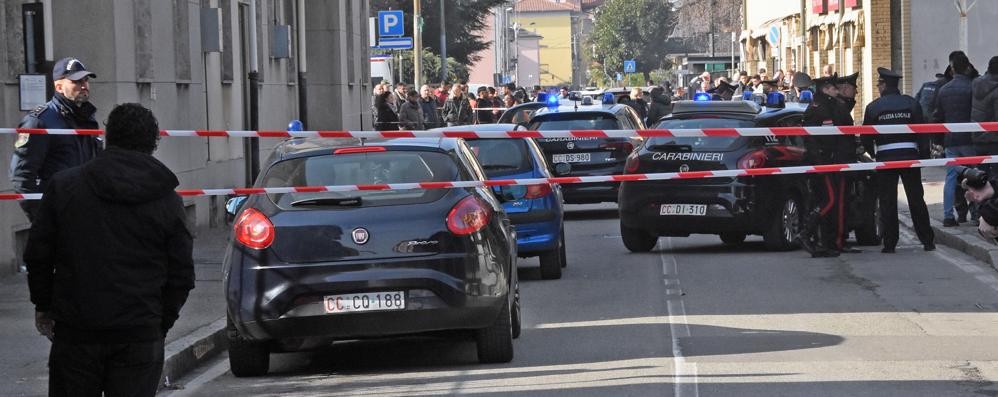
10, 57, 102, 222
25, 103, 195, 396
935, 53, 978, 226
862, 67, 936, 253
801, 75, 856, 258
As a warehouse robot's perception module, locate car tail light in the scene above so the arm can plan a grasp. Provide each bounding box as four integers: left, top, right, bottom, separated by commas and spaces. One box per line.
524, 184, 552, 199
625, 152, 641, 173
334, 146, 387, 155
447, 196, 492, 235
234, 208, 275, 249
738, 150, 768, 169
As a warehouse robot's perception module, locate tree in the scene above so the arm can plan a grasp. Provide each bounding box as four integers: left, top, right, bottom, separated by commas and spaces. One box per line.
670, 0, 742, 56
387, 48, 470, 85
588, 0, 678, 81
370, 0, 508, 66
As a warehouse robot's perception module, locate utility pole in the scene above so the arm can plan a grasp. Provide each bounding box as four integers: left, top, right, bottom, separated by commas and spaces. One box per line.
955, 0, 977, 53
440, 0, 447, 83
414, 0, 422, 89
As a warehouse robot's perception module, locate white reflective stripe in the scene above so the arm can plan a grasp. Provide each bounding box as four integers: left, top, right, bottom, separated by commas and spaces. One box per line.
877, 142, 918, 152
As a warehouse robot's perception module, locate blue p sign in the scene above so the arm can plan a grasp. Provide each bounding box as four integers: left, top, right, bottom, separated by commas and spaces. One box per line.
379, 11, 405, 37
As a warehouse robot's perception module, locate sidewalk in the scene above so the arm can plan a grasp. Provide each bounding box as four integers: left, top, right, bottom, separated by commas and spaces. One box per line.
899, 167, 998, 271
0, 226, 231, 396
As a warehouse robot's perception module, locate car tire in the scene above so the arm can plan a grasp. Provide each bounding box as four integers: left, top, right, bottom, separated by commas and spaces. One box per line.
855, 199, 882, 246
621, 224, 658, 252
720, 232, 747, 245
476, 298, 514, 364
227, 318, 270, 377
764, 196, 802, 251
559, 230, 568, 268
511, 271, 522, 339
539, 237, 563, 280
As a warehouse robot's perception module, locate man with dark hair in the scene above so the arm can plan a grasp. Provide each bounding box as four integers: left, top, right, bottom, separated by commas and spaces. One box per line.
25, 103, 194, 396
972, 56, 998, 174
935, 52, 978, 226
862, 68, 936, 253
10, 57, 102, 222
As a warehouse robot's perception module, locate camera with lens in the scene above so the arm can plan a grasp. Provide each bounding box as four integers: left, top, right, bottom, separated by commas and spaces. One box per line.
957, 166, 990, 190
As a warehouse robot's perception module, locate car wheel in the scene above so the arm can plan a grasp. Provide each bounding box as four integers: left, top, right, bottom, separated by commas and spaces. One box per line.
855, 199, 882, 246
511, 273, 522, 339
765, 196, 802, 251
720, 232, 747, 245
476, 298, 514, 364
559, 230, 568, 268
227, 317, 270, 377
621, 224, 658, 252
539, 237, 563, 280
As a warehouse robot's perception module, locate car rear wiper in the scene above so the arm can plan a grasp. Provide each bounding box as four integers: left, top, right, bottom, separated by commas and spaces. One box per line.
290, 197, 363, 207
648, 143, 693, 152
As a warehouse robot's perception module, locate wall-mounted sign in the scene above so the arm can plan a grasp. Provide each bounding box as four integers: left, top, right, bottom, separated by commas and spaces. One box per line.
19, 74, 47, 111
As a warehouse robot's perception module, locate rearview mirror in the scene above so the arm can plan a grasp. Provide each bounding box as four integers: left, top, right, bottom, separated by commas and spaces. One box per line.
226, 196, 248, 216
553, 162, 572, 176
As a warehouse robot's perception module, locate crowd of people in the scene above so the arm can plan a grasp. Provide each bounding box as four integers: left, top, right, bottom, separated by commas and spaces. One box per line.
371, 80, 544, 130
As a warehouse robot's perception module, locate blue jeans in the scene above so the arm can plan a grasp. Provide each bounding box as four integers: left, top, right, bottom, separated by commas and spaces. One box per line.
944, 146, 978, 220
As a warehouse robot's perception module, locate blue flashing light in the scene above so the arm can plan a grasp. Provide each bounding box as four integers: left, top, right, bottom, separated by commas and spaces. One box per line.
693, 92, 712, 102
766, 92, 785, 107
546, 94, 561, 107
602, 92, 615, 104
287, 119, 303, 132
742, 90, 754, 101
798, 90, 814, 104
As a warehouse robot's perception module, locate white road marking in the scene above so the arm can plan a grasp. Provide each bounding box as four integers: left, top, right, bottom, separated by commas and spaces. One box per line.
659, 237, 700, 397
161, 356, 230, 397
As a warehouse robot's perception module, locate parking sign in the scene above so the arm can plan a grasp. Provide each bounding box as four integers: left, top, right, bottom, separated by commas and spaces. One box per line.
378, 11, 405, 37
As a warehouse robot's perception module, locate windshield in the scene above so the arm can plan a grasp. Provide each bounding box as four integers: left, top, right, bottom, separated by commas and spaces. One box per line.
261, 151, 460, 208
466, 139, 533, 177
530, 113, 620, 130
649, 118, 756, 151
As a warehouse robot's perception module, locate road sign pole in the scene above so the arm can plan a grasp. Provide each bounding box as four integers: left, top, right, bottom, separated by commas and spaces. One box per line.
414, 0, 422, 89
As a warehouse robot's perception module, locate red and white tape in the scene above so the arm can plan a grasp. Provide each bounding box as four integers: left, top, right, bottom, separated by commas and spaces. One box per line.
3, 122, 998, 139
3, 156, 995, 201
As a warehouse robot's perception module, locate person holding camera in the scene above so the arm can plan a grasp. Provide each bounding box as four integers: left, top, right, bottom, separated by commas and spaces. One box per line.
861, 68, 936, 253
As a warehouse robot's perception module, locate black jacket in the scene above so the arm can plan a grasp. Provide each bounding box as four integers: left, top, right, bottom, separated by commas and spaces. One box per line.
933, 74, 975, 147
374, 94, 399, 131
861, 88, 929, 161
972, 73, 998, 151
620, 97, 649, 123
10, 94, 102, 195
419, 97, 442, 128
646, 93, 672, 126
25, 148, 194, 343
442, 95, 473, 126
915, 77, 946, 122
803, 91, 856, 164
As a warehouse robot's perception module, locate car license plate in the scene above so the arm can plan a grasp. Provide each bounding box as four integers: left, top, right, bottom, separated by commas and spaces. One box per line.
552, 153, 591, 163
324, 291, 406, 314
660, 204, 707, 216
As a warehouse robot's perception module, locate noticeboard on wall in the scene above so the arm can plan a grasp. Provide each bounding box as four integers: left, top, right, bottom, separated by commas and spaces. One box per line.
19, 74, 47, 111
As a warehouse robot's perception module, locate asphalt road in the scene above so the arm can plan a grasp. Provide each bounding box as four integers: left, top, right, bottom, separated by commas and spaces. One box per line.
163, 203, 998, 397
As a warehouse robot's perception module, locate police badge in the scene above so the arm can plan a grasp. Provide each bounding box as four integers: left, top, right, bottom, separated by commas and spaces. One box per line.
14, 133, 29, 148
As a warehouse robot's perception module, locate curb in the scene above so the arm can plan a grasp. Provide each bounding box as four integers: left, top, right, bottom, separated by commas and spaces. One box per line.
160, 317, 227, 388
899, 212, 998, 273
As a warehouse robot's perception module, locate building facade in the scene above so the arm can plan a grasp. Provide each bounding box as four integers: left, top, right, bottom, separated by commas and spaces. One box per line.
742, 0, 998, 121
0, 0, 371, 276
514, 0, 580, 88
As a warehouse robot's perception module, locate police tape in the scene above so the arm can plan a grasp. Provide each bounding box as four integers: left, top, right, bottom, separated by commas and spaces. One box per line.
2, 155, 995, 201
3, 122, 998, 139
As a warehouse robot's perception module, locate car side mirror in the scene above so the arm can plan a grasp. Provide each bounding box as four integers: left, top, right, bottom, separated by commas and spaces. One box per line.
491, 185, 527, 202
553, 162, 572, 176
226, 196, 248, 216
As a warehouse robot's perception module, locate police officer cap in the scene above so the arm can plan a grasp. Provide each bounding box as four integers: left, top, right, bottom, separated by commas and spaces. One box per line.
52, 57, 97, 81
792, 72, 813, 89
707, 80, 736, 94
876, 67, 902, 82
760, 79, 780, 86
811, 75, 837, 88
836, 72, 859, 87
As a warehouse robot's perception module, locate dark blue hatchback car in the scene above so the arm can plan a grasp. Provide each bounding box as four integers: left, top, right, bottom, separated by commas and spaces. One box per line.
222, 138, 520, 377
433, 124, 568, 280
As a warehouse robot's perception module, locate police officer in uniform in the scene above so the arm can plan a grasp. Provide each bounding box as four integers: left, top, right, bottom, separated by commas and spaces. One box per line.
835, 72, 860, 113
861, 67, 936, 253
801, 75, 856, 257
10, 57, 101, 221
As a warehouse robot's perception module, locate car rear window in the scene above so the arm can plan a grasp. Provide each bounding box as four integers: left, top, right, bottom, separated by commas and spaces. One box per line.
529, 113, 620, 130
649, 118, 756, 151
261, 151, 460, 209
466, 139, 533, 177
